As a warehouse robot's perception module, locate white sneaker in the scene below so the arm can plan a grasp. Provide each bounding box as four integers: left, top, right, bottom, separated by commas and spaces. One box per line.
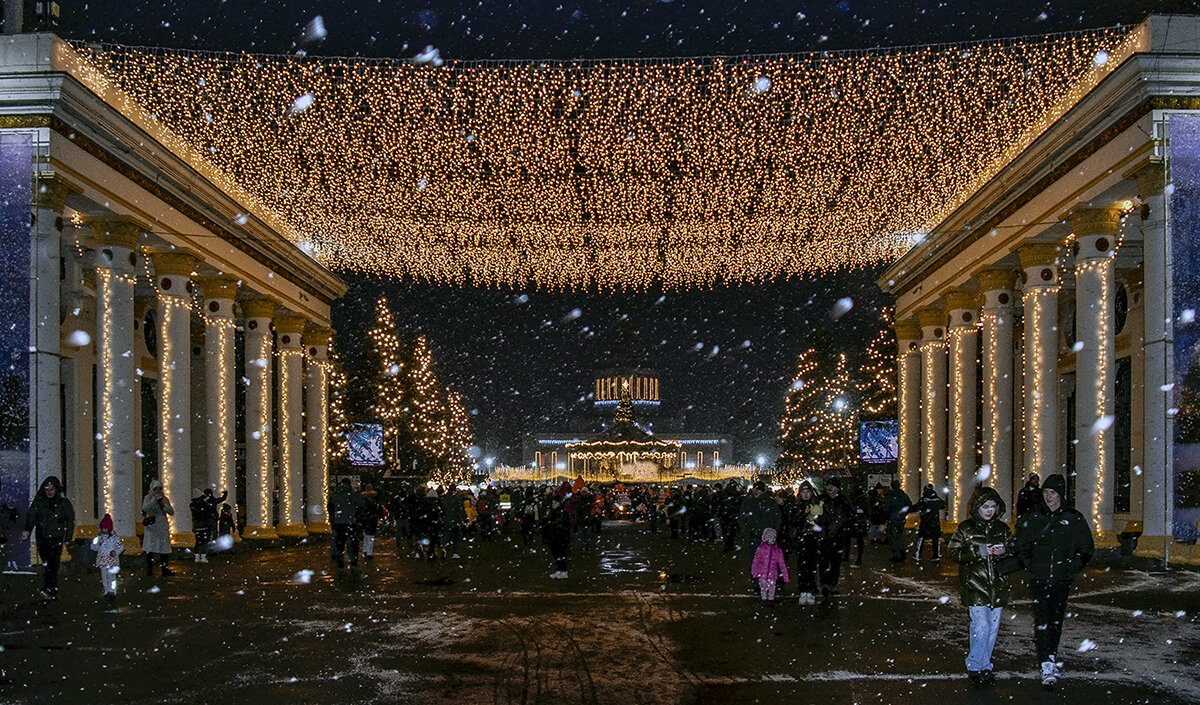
550, 571, 567, 579
1040, 661, 1057, 688
452, 554, 461, 559
799, 592, 814, 605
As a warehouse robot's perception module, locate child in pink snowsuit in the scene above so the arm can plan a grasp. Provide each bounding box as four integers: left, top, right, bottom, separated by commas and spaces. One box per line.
751, 527, 789, 606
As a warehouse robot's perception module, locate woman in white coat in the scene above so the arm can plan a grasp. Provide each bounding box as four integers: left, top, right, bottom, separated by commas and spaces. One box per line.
141, 480, 175, 576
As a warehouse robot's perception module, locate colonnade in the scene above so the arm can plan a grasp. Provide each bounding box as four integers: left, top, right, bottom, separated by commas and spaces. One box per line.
41, 203, 333, 552
893, 165, 1168, 547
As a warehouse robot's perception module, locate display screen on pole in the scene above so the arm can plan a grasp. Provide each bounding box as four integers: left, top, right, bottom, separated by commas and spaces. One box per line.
860, 420, 898, 464
348, 423, 384, 466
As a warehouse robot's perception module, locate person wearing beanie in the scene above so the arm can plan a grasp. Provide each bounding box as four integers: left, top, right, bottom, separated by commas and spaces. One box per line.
1014, 473, 1094, 689
92, 514, 124, 603
750, 527, 789, 608
948, 486, 1015, 688
816, 478, 854, 597
20, 475, 74, 600
788, 481, 822, 605
1016, 473, 1042, 519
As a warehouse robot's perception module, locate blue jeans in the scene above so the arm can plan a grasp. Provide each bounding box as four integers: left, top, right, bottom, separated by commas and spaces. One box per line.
966, 606, 1003, 672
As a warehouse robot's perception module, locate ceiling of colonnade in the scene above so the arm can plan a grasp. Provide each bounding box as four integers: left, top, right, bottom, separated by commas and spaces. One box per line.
73, 25, 1135, 290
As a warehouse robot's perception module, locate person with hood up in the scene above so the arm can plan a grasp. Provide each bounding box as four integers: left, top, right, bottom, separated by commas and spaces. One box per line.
91, 513, 124, 602
947, 486, 1016, 688
816, 478, 854, 597
21, 475, 75, 600
788, 481, 822, 605
141, 479, 175, 577
750, 527, 789, 608
1014, 473, 1094, 690
329, 478, 365, 569
914, 484, 947, 562
883, 480, 913, 562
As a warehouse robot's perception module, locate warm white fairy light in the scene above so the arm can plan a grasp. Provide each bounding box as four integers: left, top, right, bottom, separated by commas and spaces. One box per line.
922, 338, 948, 484
156, 293, 191, 508
97, 268, 120, 517
948, 325, 973, 520
277, 347, 304, 523
67, 28, 1134, 290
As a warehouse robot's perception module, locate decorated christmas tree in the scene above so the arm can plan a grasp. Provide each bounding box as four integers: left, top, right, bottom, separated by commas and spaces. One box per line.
366, 297, 406, 455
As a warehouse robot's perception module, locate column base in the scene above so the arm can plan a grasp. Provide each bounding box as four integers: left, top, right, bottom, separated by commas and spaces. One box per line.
305, 521, 332, 535
241, 525, 279, 540
1171, 541, 1200, 566
1133, 535, 1168, 559
170, 531, 197, 548
1093, 530, 1120, 549
73, 524, 98, 540
121, 535, 143, 556
275, 523, 309, 538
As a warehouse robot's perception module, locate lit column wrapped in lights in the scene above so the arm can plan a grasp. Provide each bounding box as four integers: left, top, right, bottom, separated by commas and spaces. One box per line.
947, 290, 979, 522
893, 319, 922, 497
1130, 160, 1172, 558
304, 326, 332, 534
241, 298, 278, 540
978, 267, 1017, 511
1018, 243, 1062, 483
88, 217, 142, 553
149, 250, 199, 547
918, 307, 948, 494
200, 276, 238, 523
274, 314, 308, 538
1068, 206, 1121, 541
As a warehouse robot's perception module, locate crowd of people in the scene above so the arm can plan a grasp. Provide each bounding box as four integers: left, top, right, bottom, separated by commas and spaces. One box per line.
8, 469, 1095, 690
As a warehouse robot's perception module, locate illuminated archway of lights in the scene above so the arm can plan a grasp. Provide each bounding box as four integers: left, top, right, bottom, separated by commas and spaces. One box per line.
75, 27, 1134, 290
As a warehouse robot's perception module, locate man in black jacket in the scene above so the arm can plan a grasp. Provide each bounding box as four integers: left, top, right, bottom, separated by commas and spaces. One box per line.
1014, 473, 1094, 690
20, 476, 75, 600
883, 480, 913, 562
1016, 473, 1042, 519
817, 478, 854, 597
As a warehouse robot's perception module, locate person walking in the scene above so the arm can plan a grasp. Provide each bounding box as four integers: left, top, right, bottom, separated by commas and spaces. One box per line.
750, 527, 789, 609
358, 482, 383, 560
1014, 474, 1094, 690
914, 484, 947, 562
21, 476, 75, 600
542, 494, 573, 580
329, 478, 364, 570
189, 488, 225, 563
738, 481, 782, 570
91, 513, 124, 603
0, 482, 22, 571
1016, 474, 1042, 520
883, 480, 913, 562
816, 478, 853, 597
140, 480, 175, 577
789, 481, 822, 605
439, 487, 466, 559
947, 486, 1015, 688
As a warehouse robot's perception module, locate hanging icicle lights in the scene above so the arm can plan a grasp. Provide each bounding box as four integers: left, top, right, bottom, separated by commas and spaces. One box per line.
74, 27, 1135, 289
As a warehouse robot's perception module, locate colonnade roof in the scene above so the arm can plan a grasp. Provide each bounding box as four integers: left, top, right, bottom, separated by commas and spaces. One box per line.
33, 23, 1150, 291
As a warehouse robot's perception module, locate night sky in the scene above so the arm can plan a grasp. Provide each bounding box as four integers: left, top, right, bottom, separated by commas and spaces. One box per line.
47, 0, 1198, 463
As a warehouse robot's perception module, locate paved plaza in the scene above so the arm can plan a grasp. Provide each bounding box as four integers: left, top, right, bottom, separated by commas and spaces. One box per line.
2, 522, 1197, 705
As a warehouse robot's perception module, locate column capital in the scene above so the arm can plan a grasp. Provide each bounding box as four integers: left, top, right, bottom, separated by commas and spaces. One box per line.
917, 307, 946, 329
199, 275, 239, 301
1016, 242, 1062, 269
946, 290, 979, 328
304, 325, 333, 347
240, 298, 277, 321
86, 217, 144, 250
1127, 159, 1165, 198
275, 314, 308, 336
33, 178, 79, 211
976, 267, 1016, 292
1066, 206, 1122, 237
893, 319, 920, 342
146, 249, 199, 277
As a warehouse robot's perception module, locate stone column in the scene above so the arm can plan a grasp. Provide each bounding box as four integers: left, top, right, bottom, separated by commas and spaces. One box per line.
200, 277, 238, 518
979, 268, 1017, 512
918, 307, 948, 494
30, 180, 75, 489
275, 314, 308, 538
241, 298, 278, 540
149, 250, 198, 547
947, 290, 979, 522
88, 218, 142, 552
1069, 206, 1122, 541
894, 319, 922, 497
1019, 242, 1062, 483
305, 326, 332, 534
1133, 161, 1173, 557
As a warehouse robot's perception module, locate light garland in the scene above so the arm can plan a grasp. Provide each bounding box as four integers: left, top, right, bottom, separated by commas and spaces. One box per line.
98, 267, 117, 518
922, 339, 948, 489
1022, 284, 1059, 476
251, 328, 272, 524
948, 325, 974, 520
69, 29, 1133, 290
277, 347, 305, 523
156, 292, 191, 509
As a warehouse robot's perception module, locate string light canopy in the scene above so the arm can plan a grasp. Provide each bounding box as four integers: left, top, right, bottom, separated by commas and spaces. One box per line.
74, 27, 1135, 290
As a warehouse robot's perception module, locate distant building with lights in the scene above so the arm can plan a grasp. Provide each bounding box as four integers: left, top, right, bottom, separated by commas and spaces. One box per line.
878, 15, 1200, 563
523, 327, 737, 481
0, 33, 347, 564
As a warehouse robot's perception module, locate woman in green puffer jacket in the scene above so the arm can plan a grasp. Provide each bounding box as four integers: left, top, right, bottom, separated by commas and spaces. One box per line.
947, 485, 1015, 688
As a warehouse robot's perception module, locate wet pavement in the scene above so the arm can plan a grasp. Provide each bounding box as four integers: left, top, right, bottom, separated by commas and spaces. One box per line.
2, 521, 1198, 705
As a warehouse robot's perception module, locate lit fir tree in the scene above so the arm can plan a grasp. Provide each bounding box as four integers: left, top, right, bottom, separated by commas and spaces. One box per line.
326, 338, 351, 462
406, 334, 450, 473
778, 346, 856, 475
367, 297, 406, 455
855, 308, 898, 418
438, 389, 476, 484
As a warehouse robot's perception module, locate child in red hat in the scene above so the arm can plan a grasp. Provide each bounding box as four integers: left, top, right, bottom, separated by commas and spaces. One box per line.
91, 514, 124, 603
